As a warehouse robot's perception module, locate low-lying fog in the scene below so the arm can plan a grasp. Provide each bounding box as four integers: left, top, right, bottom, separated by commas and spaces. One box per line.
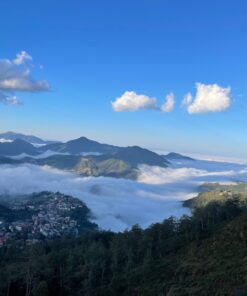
0, 158, 247, 231
10, 150, 103, 160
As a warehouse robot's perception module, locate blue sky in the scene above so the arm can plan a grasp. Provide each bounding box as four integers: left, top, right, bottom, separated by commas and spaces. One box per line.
0, 0, 247, 159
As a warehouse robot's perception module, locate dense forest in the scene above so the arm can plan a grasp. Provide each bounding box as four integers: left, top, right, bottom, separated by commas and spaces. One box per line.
0, 197, 246, 296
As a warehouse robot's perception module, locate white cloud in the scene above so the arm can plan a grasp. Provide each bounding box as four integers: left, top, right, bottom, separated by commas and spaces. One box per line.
112, 91, 175, 113
0, 78, 50, 92
0, 138, 13, 143
137, 164, 236, 185
0, 92, 22, 106
0, 157, 246, 231
0, 51, 50, 106
112, 91, 157, 112
184, 83, 231, 114
161, 92, 175, 112
13, 51, 32, 65
182, 92, 193, 107
0, 164, 191, 231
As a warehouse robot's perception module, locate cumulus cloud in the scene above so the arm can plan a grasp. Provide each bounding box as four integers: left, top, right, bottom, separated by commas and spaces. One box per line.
112, 91, 175, 113
112, 91, 158, 112
0, 51, 50, 105
161, 92, 175, 112
184, 83, 231, 114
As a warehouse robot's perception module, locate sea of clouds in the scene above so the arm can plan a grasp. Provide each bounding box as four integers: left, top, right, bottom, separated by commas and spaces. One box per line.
0, 158, 247, 231
10, 150, 103, 160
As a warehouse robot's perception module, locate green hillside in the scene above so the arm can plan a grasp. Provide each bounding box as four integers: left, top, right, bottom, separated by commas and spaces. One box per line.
0, 141, 167, 179
0, 192, 246, 296
29, 155, 135, 178
184, 182, 247, 209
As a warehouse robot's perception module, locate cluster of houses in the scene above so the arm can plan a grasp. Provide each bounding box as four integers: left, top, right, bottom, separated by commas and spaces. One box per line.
0, 192, 86, 246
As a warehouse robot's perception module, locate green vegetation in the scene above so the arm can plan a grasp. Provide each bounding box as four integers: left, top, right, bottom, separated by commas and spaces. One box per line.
0, 190, 247, 296
32, 146, 167, 179
184, 182, 247, 209
32, 155, 136, 178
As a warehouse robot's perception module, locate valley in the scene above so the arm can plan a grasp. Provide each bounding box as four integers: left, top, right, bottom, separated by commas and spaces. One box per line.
0, 132, 247, 232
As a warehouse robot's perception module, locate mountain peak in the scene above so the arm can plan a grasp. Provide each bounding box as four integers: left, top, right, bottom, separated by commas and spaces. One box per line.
113, 146, 169, 167
164, 152, 195, 161
0, 131, 57, 145
42, 136, 119, 154
72, 136, 97, 143
0, 138, 38, 156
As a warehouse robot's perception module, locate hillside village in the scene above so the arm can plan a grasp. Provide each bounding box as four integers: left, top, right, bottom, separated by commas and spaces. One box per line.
0, 191, 97, 246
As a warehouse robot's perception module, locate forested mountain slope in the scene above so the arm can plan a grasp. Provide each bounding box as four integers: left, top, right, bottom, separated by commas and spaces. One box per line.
0, 195, 246, 296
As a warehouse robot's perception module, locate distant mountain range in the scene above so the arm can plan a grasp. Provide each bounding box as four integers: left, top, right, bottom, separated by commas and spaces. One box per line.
0, 133, 171, 179
33, 146, 169, 178
0, 132, 195, 179
0, 131, 58, 145
0, 139, 38, 156
2, 148, 168, 179
163, 152, 195, 161
40, 136, 120, 154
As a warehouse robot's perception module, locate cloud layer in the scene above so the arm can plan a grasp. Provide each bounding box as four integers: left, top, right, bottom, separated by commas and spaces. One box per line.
0, 51, 50, 105
0, 158, 246, 231
0, 164, 191, 231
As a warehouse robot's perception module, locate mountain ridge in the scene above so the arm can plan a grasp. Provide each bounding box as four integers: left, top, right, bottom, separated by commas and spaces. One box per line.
164, 152, 195, 161
0, 135, 169, 179
0, 131, 58, 145
0, 139, 38, 156
40, 136, 120, 154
